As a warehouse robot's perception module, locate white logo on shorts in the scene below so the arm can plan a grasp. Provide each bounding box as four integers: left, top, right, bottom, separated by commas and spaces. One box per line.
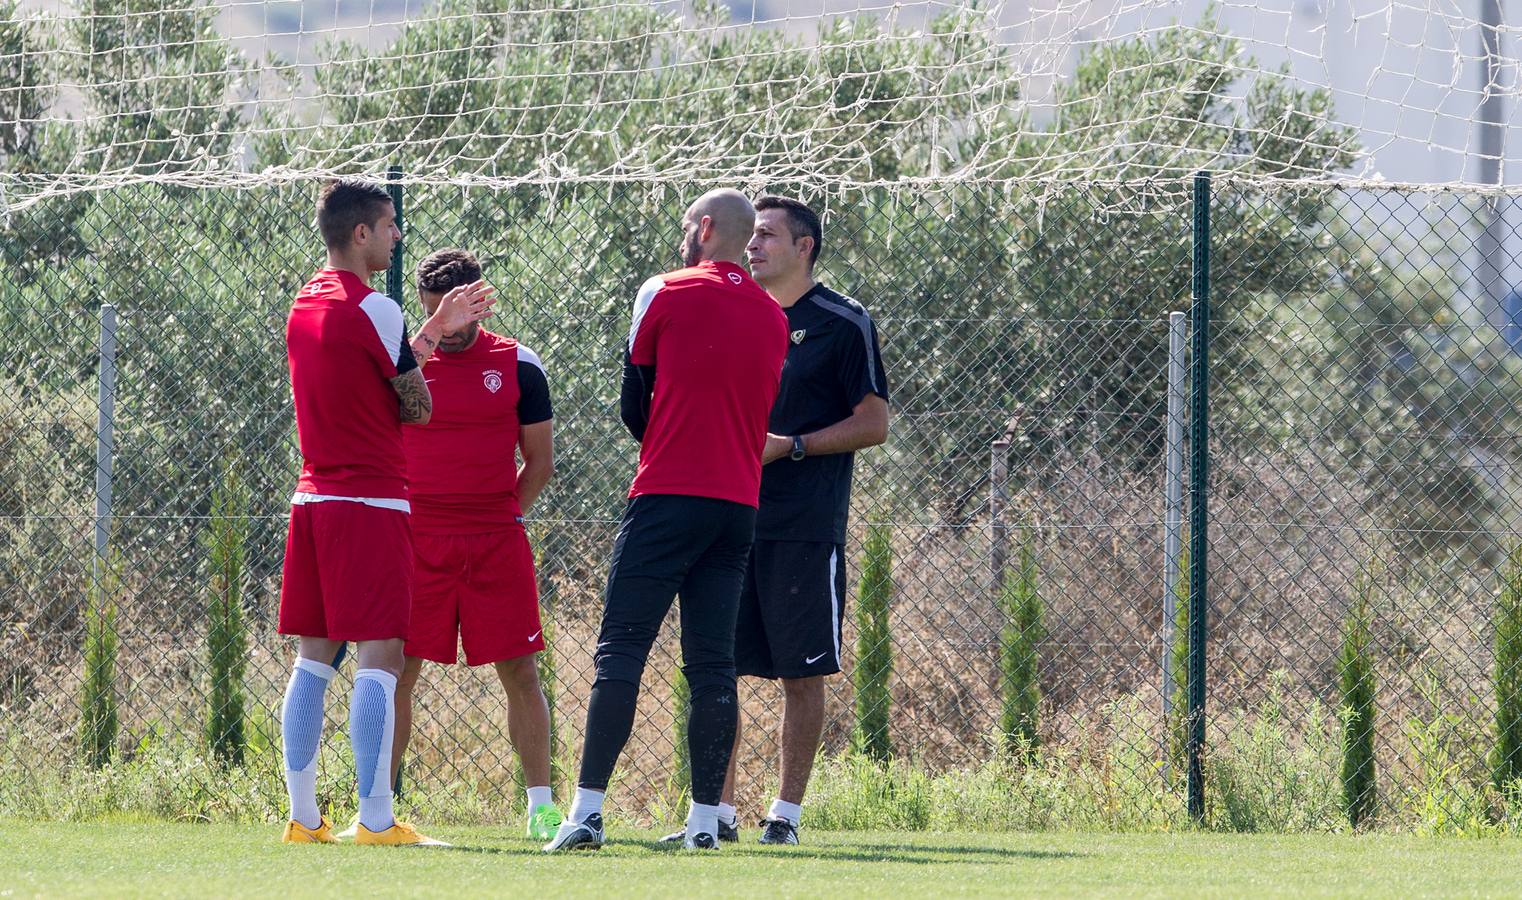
727, 272, 743, 285
483, 369, 503, 393
805, 652, 828, 665
528, 630, 542, 643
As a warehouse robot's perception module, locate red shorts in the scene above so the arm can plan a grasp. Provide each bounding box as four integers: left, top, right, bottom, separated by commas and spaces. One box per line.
278, 500, 413, 641
405, 528, 544, 666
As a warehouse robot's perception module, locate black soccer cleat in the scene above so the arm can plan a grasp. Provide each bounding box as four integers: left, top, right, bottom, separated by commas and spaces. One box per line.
683, 831, 719, 850
757, 817, 799, 845
541, 813, 605, 852
659, 817, 738, 843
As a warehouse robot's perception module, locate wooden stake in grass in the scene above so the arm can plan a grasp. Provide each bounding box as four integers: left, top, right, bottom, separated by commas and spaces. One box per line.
1339, 565, 1378, 828
1492, 543, 1522, 795
853, 523, 894, 763
203, 461, 249, 767
999, 530, 1043, 757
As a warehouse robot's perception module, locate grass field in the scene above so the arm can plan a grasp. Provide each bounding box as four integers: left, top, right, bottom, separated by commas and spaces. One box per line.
3, 823, 1520, 897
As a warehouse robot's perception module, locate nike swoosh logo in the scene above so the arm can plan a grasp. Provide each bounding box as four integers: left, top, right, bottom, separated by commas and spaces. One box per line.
528, 630, 542, 642
805, 652, 828, 665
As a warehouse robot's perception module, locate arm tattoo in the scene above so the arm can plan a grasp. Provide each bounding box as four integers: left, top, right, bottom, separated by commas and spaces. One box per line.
410, 332, 439, 367
392, 368, 432, 424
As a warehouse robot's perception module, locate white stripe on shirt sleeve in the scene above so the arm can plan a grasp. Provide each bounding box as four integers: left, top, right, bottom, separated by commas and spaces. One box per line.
517, 344, 546, 375
359, 292, 405, 366
627, 276, 665, 353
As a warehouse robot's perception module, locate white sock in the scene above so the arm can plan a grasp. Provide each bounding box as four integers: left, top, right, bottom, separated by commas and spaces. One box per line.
768, 798, 802, 826
526, 785, 553, 810
687, 801, 720, 839
282, 657, 336, 829
351, 668, 398, 832
717, 801, 737, 825
570, 787, 605, 824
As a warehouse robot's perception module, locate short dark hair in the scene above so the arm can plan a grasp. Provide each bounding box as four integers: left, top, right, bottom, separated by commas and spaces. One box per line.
416, 248, 482, 295
316, 179, 393, 249
755, 195, 822, 268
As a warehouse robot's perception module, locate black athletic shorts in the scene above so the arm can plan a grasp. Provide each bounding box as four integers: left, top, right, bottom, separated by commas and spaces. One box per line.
734, 540, 847, 680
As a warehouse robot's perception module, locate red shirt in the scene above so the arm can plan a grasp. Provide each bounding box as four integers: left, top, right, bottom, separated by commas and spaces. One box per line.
403, 330, 553, 534
286, 269, 414, 502
627, 260, 789, 507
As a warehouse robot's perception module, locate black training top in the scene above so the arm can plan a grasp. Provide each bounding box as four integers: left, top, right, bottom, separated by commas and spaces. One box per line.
755, 284, 890, 544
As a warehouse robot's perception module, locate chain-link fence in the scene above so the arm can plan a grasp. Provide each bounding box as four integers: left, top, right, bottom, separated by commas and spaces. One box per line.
3, 179, 1521, 828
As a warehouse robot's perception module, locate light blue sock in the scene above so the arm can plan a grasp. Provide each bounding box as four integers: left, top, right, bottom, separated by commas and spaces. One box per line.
351, 668, 398, 832
282, 657, 336, 829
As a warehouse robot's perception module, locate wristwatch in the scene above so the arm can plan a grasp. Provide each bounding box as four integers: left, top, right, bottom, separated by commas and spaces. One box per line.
790, 435, 807, 461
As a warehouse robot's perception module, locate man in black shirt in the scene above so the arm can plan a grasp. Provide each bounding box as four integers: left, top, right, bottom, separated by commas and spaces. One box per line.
721, 196, 890, 844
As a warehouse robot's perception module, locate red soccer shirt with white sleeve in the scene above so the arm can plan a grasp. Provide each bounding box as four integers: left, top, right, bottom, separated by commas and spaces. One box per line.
402, 329, 553, 534
626, 260, 789, 507
285, 268, 416, 503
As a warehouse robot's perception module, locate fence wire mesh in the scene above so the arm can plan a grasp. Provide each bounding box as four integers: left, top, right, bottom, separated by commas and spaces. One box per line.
2, 180, 1521, 828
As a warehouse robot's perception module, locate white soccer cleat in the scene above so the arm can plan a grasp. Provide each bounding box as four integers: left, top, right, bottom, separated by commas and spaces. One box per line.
541, 813, 605, 852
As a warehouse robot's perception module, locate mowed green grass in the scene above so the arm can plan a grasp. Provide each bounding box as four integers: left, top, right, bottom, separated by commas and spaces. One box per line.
3, 822, 1521, 898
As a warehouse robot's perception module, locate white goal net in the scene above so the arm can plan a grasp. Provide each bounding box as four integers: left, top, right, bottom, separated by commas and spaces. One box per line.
0, 0, 1516, 209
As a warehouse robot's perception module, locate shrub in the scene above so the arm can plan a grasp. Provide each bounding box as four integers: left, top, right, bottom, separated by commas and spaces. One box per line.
853, 523, 894, 763
671, 668, 691, 789
1338, 566, 1378, 828
203, 461, 249, 767
79, 561, 121, 769
1492, 543, 1522, 795
999, 531, 1043, 757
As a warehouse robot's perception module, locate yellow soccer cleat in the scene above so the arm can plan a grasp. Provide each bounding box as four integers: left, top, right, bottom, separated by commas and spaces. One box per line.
354, 820, 451, 847
281, 817, 339, 844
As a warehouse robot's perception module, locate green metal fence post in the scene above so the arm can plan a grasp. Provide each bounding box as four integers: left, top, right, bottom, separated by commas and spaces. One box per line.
385, 163, 405, 797
1186, 170, 1212, 822
386, 165, 404, 302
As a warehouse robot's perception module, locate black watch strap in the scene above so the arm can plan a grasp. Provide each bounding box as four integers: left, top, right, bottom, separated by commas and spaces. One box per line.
790, 435, 807, 461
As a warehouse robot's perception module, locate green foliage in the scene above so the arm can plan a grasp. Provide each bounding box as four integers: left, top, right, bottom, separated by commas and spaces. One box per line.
1493, 544, 1522, 795
671, 668, 691, 791
1209, 674, 1342, 832
853, 524, 894, 763
203, 460, 249, 767
1338, 566, 1378, 828
998, 532, 1043, 757
0, 0, 70, 176
1403, 682, 1496, 836
1168, 544, 1191, 776
78, 562, 121, 769
67, 0, 245, 176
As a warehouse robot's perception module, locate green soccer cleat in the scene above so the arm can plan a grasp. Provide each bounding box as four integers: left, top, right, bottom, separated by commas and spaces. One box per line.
527, 802, 564, 841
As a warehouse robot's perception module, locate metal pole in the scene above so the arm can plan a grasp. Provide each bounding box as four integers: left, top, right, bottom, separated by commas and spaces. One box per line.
1186, 172, 1212, 822
991, 438, 1010, 591
92, 304, 118, 587
386, 165, 404, 302
1162, 311, 1187, 780
1475, 0, 1507, 325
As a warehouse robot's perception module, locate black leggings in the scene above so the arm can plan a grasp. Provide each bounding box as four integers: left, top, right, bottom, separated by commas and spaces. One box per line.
577, 494, 755, 806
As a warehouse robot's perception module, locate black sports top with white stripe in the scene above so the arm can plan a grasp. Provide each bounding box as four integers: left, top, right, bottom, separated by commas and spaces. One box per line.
755, 284, 890, 544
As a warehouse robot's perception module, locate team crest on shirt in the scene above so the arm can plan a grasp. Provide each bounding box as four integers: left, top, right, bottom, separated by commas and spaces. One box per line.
790, 329, 807, 344
728, 272, 743, 285
482, 369, 503, 393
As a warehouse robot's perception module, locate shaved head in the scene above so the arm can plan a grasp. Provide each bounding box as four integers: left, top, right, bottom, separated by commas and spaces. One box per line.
679, 188, 756, 266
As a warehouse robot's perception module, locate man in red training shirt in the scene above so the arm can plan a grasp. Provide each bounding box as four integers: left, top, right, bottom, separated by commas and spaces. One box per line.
278, 178, 492, 847
390, 248, 562, 841
543, 189, 789, 853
